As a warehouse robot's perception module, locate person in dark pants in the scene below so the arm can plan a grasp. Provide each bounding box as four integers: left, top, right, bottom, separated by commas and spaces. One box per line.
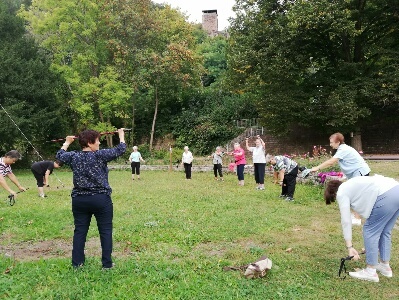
56, 128, 126, 269
246, 135, 266, 190
128, 146, 145, 180
228, 143, 246, 186
208, 146, 224, 181
181, 146, 193, 179
31, 160, 63, 197
267, 155, 298, 201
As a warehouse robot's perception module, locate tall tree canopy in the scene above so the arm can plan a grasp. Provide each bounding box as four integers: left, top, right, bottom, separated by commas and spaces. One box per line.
228, 0, 399, 141
0, 0, 65, 155
20, 0, 133, 139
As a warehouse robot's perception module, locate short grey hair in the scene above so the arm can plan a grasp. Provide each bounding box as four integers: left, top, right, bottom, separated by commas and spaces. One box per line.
133, 146, 138, 150
265, 154, 273, 163
184, 146, 189, 150
216, 146, 221, 150
4, 150, 22, 160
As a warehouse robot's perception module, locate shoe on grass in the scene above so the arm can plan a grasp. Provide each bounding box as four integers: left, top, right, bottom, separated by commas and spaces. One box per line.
349, 269, 379, 282
39, 194, 47, 198
102, 263, 115, 270
285, 197, 294, 202
375, 263, 393, 277
278, 194, 286, 198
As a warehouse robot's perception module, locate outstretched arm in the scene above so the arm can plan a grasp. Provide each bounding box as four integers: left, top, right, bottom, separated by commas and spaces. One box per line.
311, 157, 339, 172
6, 173, 26, 192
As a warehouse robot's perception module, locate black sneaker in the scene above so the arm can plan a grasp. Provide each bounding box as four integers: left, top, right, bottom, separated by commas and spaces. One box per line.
102, 263, 115, 270
278, 194, 286, 198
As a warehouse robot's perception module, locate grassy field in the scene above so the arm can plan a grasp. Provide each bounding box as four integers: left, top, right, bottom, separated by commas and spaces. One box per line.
1, 161, 399, 299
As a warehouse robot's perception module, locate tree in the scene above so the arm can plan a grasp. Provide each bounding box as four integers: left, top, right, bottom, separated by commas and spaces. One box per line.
0, 0, 66, 156
20, 0, 133, 146
228, 0, 399, 149
135, 4, 203, 150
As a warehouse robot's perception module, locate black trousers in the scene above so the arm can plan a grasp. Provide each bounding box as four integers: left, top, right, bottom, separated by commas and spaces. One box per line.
254, 163, 266, 184
282, 166, 298, 198
31, 168, 45, 187
184, 163, 192, 179
213, 164, 223, 178
130, 161, 140, 175
72, 194, 113, 268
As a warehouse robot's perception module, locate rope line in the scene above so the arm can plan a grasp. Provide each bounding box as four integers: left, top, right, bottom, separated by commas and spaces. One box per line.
0, 103, 65, 187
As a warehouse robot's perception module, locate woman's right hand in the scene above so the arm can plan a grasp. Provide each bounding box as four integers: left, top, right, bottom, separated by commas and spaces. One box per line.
349, 247, 360, 261
65, 136, 75, 144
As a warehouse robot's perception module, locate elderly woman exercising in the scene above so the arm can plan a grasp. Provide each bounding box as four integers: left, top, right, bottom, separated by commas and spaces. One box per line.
325, 175, 399, 282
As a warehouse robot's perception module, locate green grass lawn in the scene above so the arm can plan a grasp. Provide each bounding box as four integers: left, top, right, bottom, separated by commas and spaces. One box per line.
1, 161, 399, 299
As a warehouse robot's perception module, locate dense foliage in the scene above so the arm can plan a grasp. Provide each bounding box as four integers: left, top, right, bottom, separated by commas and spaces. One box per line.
0, 0, 66, 159
228, 0, 399, 136
2, 0, 398, 158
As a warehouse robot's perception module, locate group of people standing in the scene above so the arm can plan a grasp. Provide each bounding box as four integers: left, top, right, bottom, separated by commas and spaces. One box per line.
1, 131, 399, 283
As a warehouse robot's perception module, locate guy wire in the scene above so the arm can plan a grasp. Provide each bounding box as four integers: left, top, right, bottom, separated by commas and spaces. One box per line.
0, 103, 65, 187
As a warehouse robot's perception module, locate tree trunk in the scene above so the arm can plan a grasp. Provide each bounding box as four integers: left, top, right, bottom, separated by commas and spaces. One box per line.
131, 95, 135, 147
107, 117, 113, 148
149, 85, 158, 151
351, 131, 363, 152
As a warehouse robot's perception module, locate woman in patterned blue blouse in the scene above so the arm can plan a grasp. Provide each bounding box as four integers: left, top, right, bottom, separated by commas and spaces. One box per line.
56, 128, 126, 269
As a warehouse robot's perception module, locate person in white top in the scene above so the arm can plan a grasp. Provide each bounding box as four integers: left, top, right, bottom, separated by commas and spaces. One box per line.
324, 175, 399, 282
246, 135, 266, 190
181, 146, 193, 179
129, 146, 145, 180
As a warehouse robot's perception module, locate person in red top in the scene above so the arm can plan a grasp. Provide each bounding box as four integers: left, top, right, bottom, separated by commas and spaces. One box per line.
0, 150, 26, 196
228, 142, 247, 186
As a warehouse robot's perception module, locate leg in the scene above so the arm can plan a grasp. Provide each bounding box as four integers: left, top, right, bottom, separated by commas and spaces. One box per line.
258, 163, 266, 188
364, 186, 399, 267
72, 195, 93, 267
254, 163, 260, 185
187, 163, 192, 179
213, 164, 218, 178
285, 166, 298, 198
93, 194, 114, 268
184, 163, 190, 179
217, 164, 223, 180
281, 177, 288, 196
237, 164, 245, 185
130, 161, 136, 180
32, 169, 45, 196
136, 162, 141, 179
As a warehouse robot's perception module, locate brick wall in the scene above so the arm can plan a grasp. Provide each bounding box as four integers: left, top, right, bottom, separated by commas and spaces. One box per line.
234, 123, 399, 155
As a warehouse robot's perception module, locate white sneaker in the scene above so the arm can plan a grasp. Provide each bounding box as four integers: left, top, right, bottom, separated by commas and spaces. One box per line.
375, 263, 393, 278
349, 269, 379, 282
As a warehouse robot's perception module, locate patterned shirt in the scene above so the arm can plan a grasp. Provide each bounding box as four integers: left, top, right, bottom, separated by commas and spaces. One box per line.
211, 152, 224, 165
56, 143, 126, 197
272, 155, 297, 174
0, 157, 12, 177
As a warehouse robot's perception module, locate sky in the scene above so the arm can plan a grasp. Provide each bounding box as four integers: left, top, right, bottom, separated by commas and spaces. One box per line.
152, 0, 236, 30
